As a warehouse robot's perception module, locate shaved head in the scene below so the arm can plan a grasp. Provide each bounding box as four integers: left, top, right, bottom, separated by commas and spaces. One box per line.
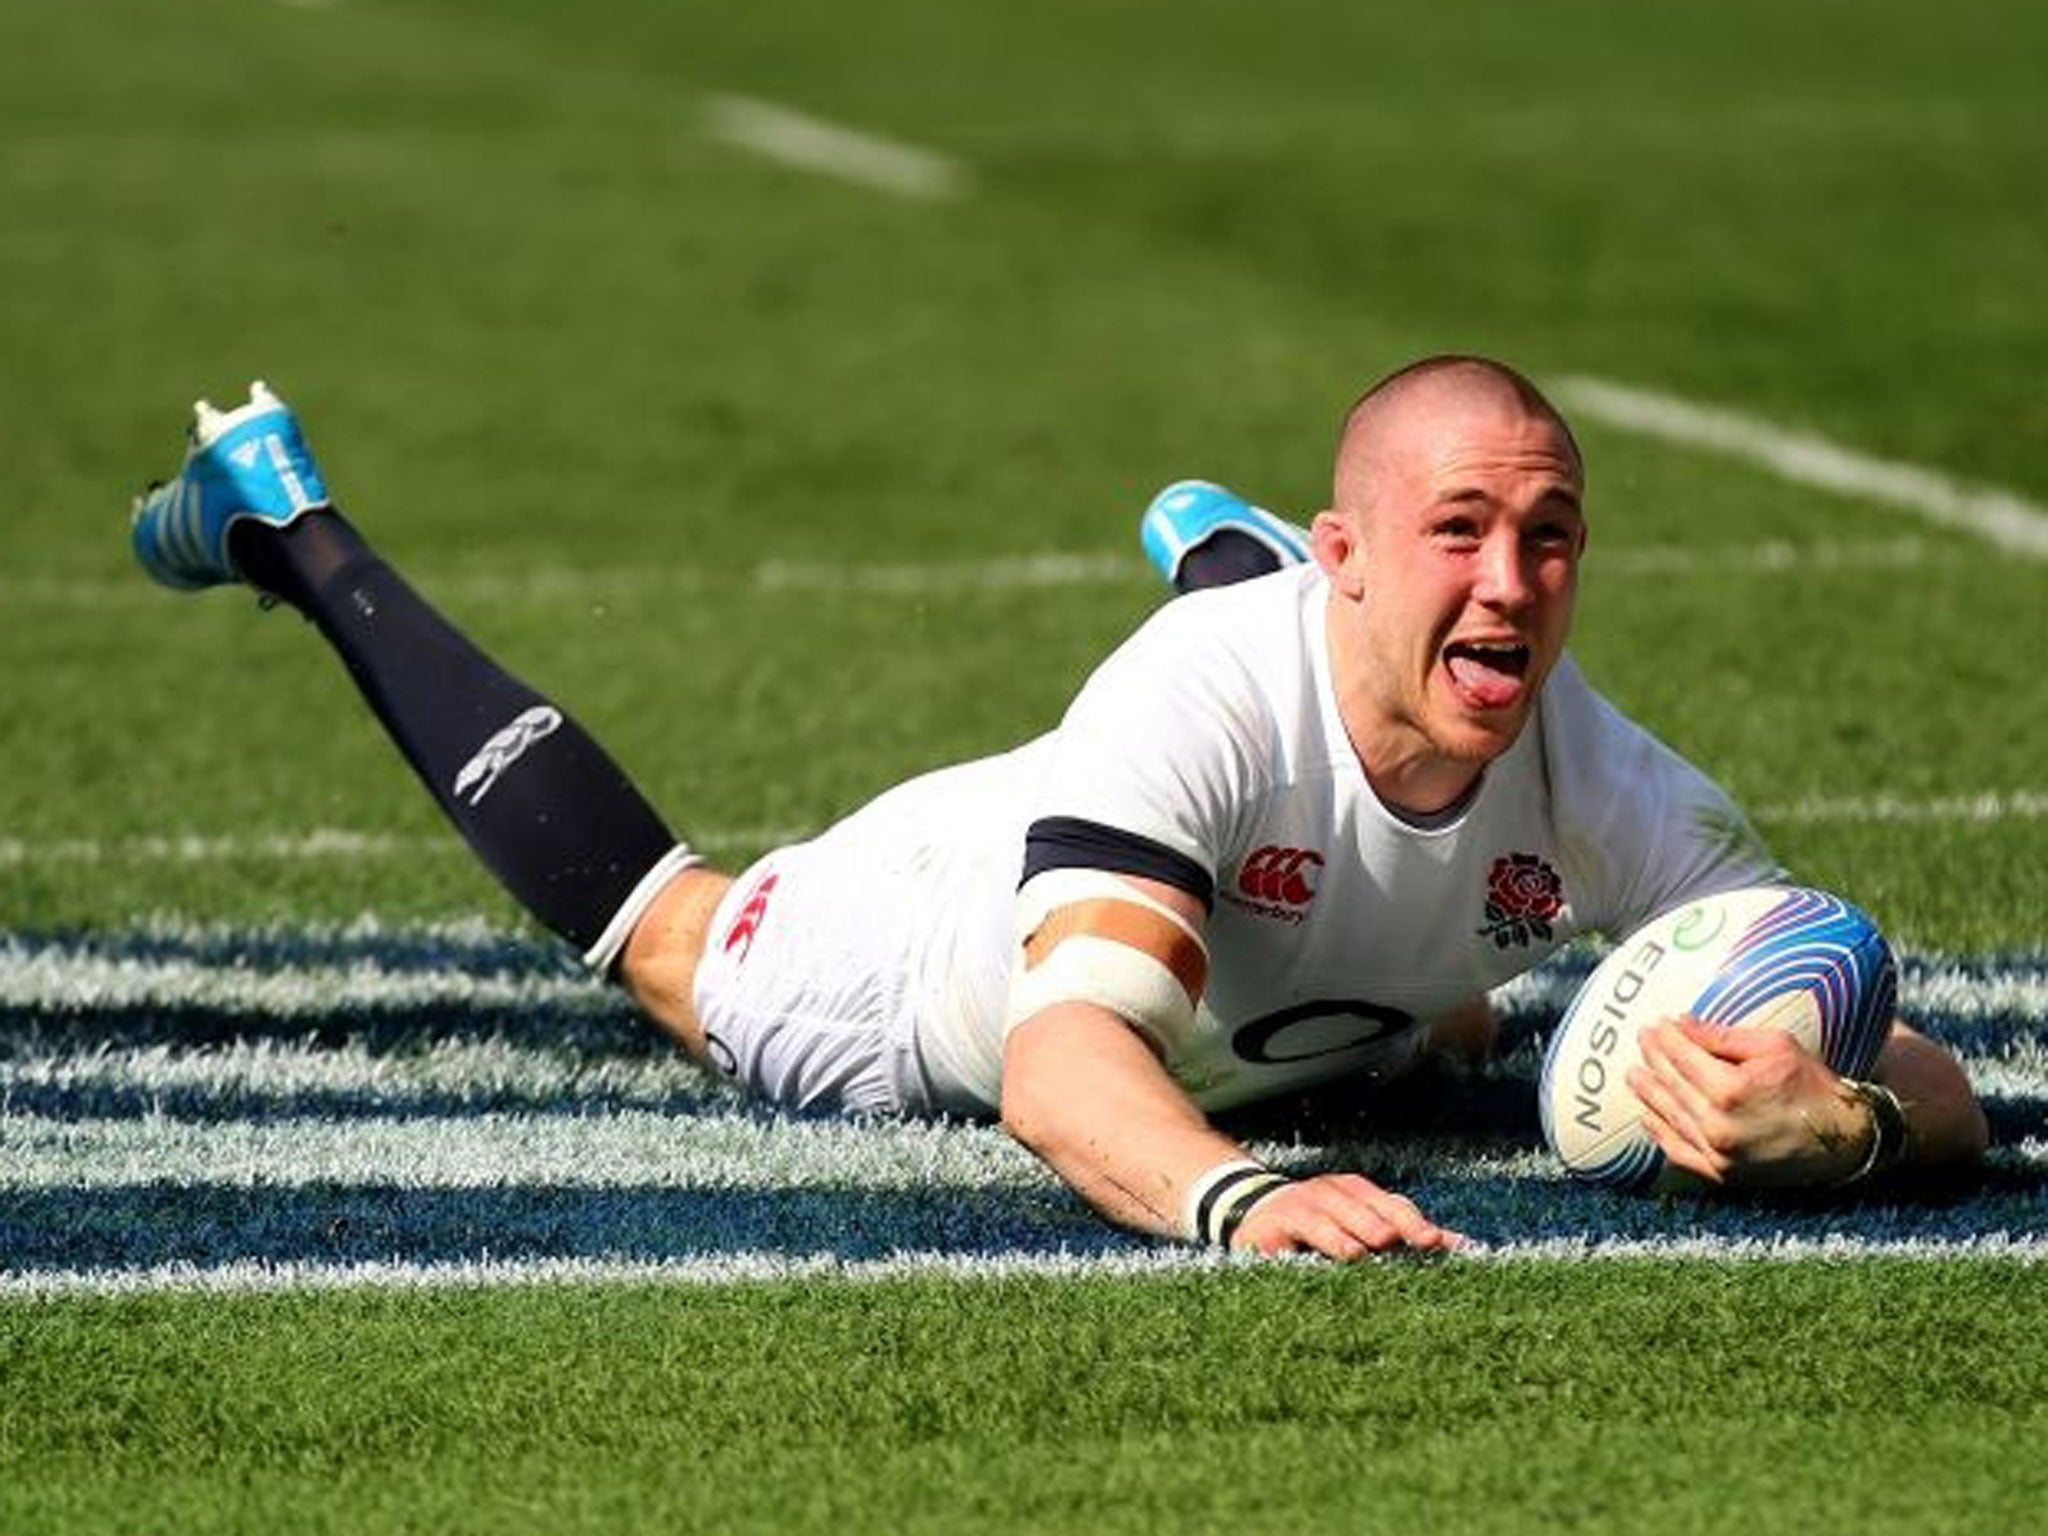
1309, 353, 1588, 812
1333, 356, 1582, 519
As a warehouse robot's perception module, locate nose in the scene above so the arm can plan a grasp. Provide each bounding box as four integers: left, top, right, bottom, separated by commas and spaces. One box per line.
1474, 529, 1534, 611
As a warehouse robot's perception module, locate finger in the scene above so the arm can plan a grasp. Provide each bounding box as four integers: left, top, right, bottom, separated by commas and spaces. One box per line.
1640, 1019, 1742, 1105
1635, 1098, 1729, 1183
1329, 1180, 1466, 1252
1629, 1067, 1725, 1179
1246, 1179, 1465, 1256
1366, 1196, 1465, 1252
1237, 1202, 1365, 1261
1633, 1032, 1721, 1128
1670, 1015, 1797, 1063
1305, 1210, 1373, 1262
1627, 1060, 1701, 1140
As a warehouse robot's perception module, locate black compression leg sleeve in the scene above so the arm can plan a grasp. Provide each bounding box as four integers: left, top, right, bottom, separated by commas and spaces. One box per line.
228, 511, 683, 959
1174, 529, 1284, 593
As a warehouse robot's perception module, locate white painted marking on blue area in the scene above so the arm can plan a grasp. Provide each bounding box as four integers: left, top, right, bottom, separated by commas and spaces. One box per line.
0, 1109, 1043, 1191
7, 1232, 2048, 1301
8, 926, 2041, 1024
0, 926, 2041, 1293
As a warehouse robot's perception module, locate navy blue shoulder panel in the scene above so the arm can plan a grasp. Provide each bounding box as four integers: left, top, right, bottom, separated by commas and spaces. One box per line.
1021, 816, 1215, 913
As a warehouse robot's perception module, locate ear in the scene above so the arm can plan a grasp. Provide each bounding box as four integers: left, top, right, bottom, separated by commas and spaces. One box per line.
1311, 509, 1367, 599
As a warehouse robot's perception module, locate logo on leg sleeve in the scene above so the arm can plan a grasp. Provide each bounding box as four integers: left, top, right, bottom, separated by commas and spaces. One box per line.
453, 706, 562, 806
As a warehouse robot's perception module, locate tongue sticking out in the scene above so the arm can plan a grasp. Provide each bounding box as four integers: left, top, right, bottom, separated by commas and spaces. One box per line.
1445, 650, 1526, 711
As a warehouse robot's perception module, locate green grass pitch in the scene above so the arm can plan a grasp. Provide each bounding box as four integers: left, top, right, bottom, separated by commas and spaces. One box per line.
3, 0, 2046, 1530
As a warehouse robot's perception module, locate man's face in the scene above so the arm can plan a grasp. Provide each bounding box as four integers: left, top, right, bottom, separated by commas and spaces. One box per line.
1320, 393, 1586, 806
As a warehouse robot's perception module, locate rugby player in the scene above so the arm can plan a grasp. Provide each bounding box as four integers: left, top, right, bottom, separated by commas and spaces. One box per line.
130, 355, 1987, 1259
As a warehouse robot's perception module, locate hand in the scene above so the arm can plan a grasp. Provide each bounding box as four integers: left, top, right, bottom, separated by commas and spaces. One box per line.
1627, 1016, 1869, 1189
1232, 1172, 1465, 1259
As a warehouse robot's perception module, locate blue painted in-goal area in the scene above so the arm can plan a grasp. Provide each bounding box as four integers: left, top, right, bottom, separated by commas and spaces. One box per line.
1, 924, 2044, 1294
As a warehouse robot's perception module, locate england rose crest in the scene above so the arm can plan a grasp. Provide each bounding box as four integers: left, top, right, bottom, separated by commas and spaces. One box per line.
1478, 853, 1565, 949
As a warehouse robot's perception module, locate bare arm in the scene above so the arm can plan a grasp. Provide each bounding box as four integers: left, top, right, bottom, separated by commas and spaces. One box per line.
999, 999, 1248, 1234
999, 870, 1462, 1257
1001, 1001, 1462, 1255
1629, 1018, 1986, 1189
1868, 1022, 1989, 1170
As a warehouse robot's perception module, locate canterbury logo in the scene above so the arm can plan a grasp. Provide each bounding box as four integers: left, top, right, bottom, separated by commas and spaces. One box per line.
453, 706, 562, 806
1236, 845, 1323, 907
723, 873, 780, 961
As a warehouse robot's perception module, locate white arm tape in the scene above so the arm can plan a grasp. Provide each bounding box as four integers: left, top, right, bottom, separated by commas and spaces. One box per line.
1182, 1157, 1293, 1246
1002, 867, 1208, 1048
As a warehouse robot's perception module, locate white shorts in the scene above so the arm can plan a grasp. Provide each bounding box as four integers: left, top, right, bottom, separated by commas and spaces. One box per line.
687, 753, 1035, 1119
688, 843, 928, 1115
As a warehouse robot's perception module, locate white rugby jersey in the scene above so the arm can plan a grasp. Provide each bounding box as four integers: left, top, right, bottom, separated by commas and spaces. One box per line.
909, 564, 1779, 1115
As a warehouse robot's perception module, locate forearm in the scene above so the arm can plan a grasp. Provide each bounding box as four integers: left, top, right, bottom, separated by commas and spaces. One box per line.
1869, 1022, 1988, 1173
1000, 1002, 1249, 1239
1001, 1002, 1463, 1257
1623, 1015, 1984, 1192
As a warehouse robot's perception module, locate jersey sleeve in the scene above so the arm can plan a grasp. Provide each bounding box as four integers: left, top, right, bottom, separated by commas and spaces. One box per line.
1543, 658, 1786, 937
1025, 594, 1279, 906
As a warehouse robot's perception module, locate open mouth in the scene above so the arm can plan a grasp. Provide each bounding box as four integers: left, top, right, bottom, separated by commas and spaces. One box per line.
1442, 639, 1532, 711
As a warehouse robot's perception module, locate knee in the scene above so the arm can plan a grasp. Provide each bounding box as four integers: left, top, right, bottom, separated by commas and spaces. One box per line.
619, 867, 733, 1059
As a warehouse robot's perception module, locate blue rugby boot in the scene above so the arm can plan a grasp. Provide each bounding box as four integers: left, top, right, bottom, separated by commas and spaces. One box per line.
1139, 479, 1311, 592
131, 381, 331, 591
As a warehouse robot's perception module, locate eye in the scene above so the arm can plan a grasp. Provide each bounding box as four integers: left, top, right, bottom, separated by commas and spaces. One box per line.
1431, 515, 1482, 547
1525, 520, 1581, 554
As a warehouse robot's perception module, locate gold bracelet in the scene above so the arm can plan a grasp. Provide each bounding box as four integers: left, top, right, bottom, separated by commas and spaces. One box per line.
1833, 1079, 1911, 1187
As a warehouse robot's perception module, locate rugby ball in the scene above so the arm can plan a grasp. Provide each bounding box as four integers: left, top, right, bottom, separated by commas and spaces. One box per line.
1538, 884, 1897, 1191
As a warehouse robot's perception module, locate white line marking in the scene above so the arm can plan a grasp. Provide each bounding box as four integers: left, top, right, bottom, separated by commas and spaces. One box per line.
0, 1110, 1042, 1191
0, 926, 2038, 1294
0, 941, 616, 1020
7, 1233, 2048, 1299
753, 552, 1131, 593
7, 785, 2043, 875
0, 554, 1142, 610
0, 829, 423, 866
1594, 535, 1939, 576
4, 929, 2040, 1045
1753, 790, 2048, 825
0, 534, 1973, 612
0, 1036, 709, 1107
701, 94, 968, 200
0, 824, 811, 868
1554, 375, 2048, 559
0, 1250, 1227, 1299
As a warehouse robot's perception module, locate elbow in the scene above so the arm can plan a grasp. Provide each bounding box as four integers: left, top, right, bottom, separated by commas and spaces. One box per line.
999, 1090, 1037, 1153
1926, 1071, 1992, 1172
998, 1050, 1052, 1156
998, 1017, 1071, 1160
